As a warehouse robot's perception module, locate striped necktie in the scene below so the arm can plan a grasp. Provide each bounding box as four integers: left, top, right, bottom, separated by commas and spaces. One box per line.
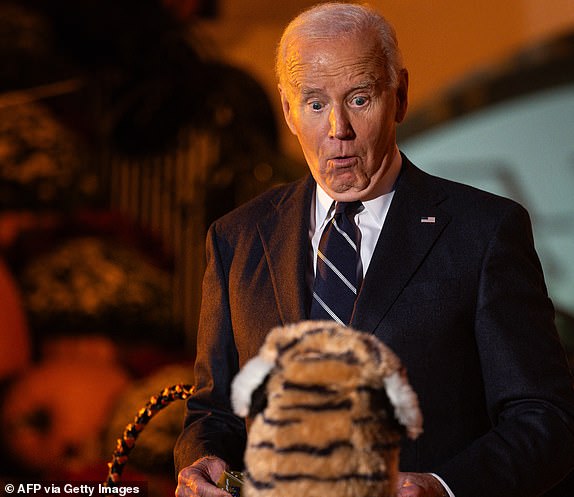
309, 201, 362, 325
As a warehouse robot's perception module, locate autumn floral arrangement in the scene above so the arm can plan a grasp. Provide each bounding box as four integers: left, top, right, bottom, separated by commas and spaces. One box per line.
18, 235, 174, 340
0, 101, 98, 211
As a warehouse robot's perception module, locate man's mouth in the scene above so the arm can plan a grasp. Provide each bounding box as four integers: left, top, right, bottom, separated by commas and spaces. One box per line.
328, 156, 356, 168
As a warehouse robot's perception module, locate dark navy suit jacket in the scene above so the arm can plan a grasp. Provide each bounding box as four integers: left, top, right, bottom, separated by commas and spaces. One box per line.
175, 155, 574, 497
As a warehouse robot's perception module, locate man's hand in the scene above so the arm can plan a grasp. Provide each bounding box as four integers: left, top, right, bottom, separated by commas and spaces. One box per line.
175, 456, 231, 497
396, 472, 448, 497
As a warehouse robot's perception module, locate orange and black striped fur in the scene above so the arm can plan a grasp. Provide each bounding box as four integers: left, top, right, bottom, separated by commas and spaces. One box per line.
232, 321, 422, 497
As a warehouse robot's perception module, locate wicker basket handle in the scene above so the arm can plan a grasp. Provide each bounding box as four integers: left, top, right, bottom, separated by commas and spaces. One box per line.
105, 384, 195, 486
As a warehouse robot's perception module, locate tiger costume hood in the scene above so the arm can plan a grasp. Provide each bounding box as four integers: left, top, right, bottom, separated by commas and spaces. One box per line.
231, 320, 423, 497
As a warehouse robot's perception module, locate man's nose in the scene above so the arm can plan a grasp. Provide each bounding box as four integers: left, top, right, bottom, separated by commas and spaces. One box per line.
329, 106, 355, 140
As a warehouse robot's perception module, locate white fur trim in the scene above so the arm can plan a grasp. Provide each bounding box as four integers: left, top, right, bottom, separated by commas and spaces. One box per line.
231, 356, 275, 417
383, 371, 423, 439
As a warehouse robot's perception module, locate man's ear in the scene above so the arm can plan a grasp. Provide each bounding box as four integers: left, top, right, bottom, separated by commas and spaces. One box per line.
395, 68, 409, 124
278, 84, 298, 136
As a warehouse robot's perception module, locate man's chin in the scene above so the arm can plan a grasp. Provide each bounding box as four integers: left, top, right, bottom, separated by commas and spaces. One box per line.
327, 174, 362, 193
325, 184, 368, 202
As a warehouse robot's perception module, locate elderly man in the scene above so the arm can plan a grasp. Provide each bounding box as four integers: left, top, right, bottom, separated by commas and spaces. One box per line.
174, 3, 574, 496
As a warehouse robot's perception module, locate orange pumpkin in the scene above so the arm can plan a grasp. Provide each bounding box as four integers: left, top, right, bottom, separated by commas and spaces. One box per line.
1, 351, 130, 473
0, 257, 30, 380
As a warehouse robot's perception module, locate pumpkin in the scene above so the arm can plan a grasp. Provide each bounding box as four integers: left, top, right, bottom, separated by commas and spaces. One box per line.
0, 257, 30, 380
1, 340, 130, 474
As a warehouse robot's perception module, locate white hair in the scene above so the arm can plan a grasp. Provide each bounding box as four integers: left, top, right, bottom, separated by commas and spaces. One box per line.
276, 2, 404, 89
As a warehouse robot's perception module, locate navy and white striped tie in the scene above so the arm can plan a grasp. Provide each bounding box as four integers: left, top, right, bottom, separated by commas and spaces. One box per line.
310, 201, 362, 325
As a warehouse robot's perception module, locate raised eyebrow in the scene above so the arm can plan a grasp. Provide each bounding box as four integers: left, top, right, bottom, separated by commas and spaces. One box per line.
299, 78, 382, 99
350, 79, 381, 92
301, 86, 324, 98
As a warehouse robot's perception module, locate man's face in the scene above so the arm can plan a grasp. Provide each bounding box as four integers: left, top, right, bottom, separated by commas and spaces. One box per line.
279, 32, 408, 201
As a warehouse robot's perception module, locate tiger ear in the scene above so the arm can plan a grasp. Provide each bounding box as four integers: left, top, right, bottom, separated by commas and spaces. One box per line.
231, 355, 274, 418
246, 373, 270, 418
382, 369, 423, 440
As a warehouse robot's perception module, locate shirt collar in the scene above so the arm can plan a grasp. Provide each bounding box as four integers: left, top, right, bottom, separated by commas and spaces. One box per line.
315, 184, 335, 229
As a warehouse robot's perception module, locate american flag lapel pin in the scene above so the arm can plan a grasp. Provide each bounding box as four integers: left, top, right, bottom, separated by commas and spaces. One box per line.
421, 216, 436, 223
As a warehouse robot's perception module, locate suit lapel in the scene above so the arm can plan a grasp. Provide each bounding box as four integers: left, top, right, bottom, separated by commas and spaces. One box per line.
352, 158, 451, 333
257, 175, 315, 325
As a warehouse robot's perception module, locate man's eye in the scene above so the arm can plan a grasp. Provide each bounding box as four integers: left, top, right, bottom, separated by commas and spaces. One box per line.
310, 101, 323, 111
352, 96, 367, 106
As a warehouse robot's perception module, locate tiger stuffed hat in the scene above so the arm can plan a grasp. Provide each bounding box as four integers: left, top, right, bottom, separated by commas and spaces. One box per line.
231, 320, 423, 497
